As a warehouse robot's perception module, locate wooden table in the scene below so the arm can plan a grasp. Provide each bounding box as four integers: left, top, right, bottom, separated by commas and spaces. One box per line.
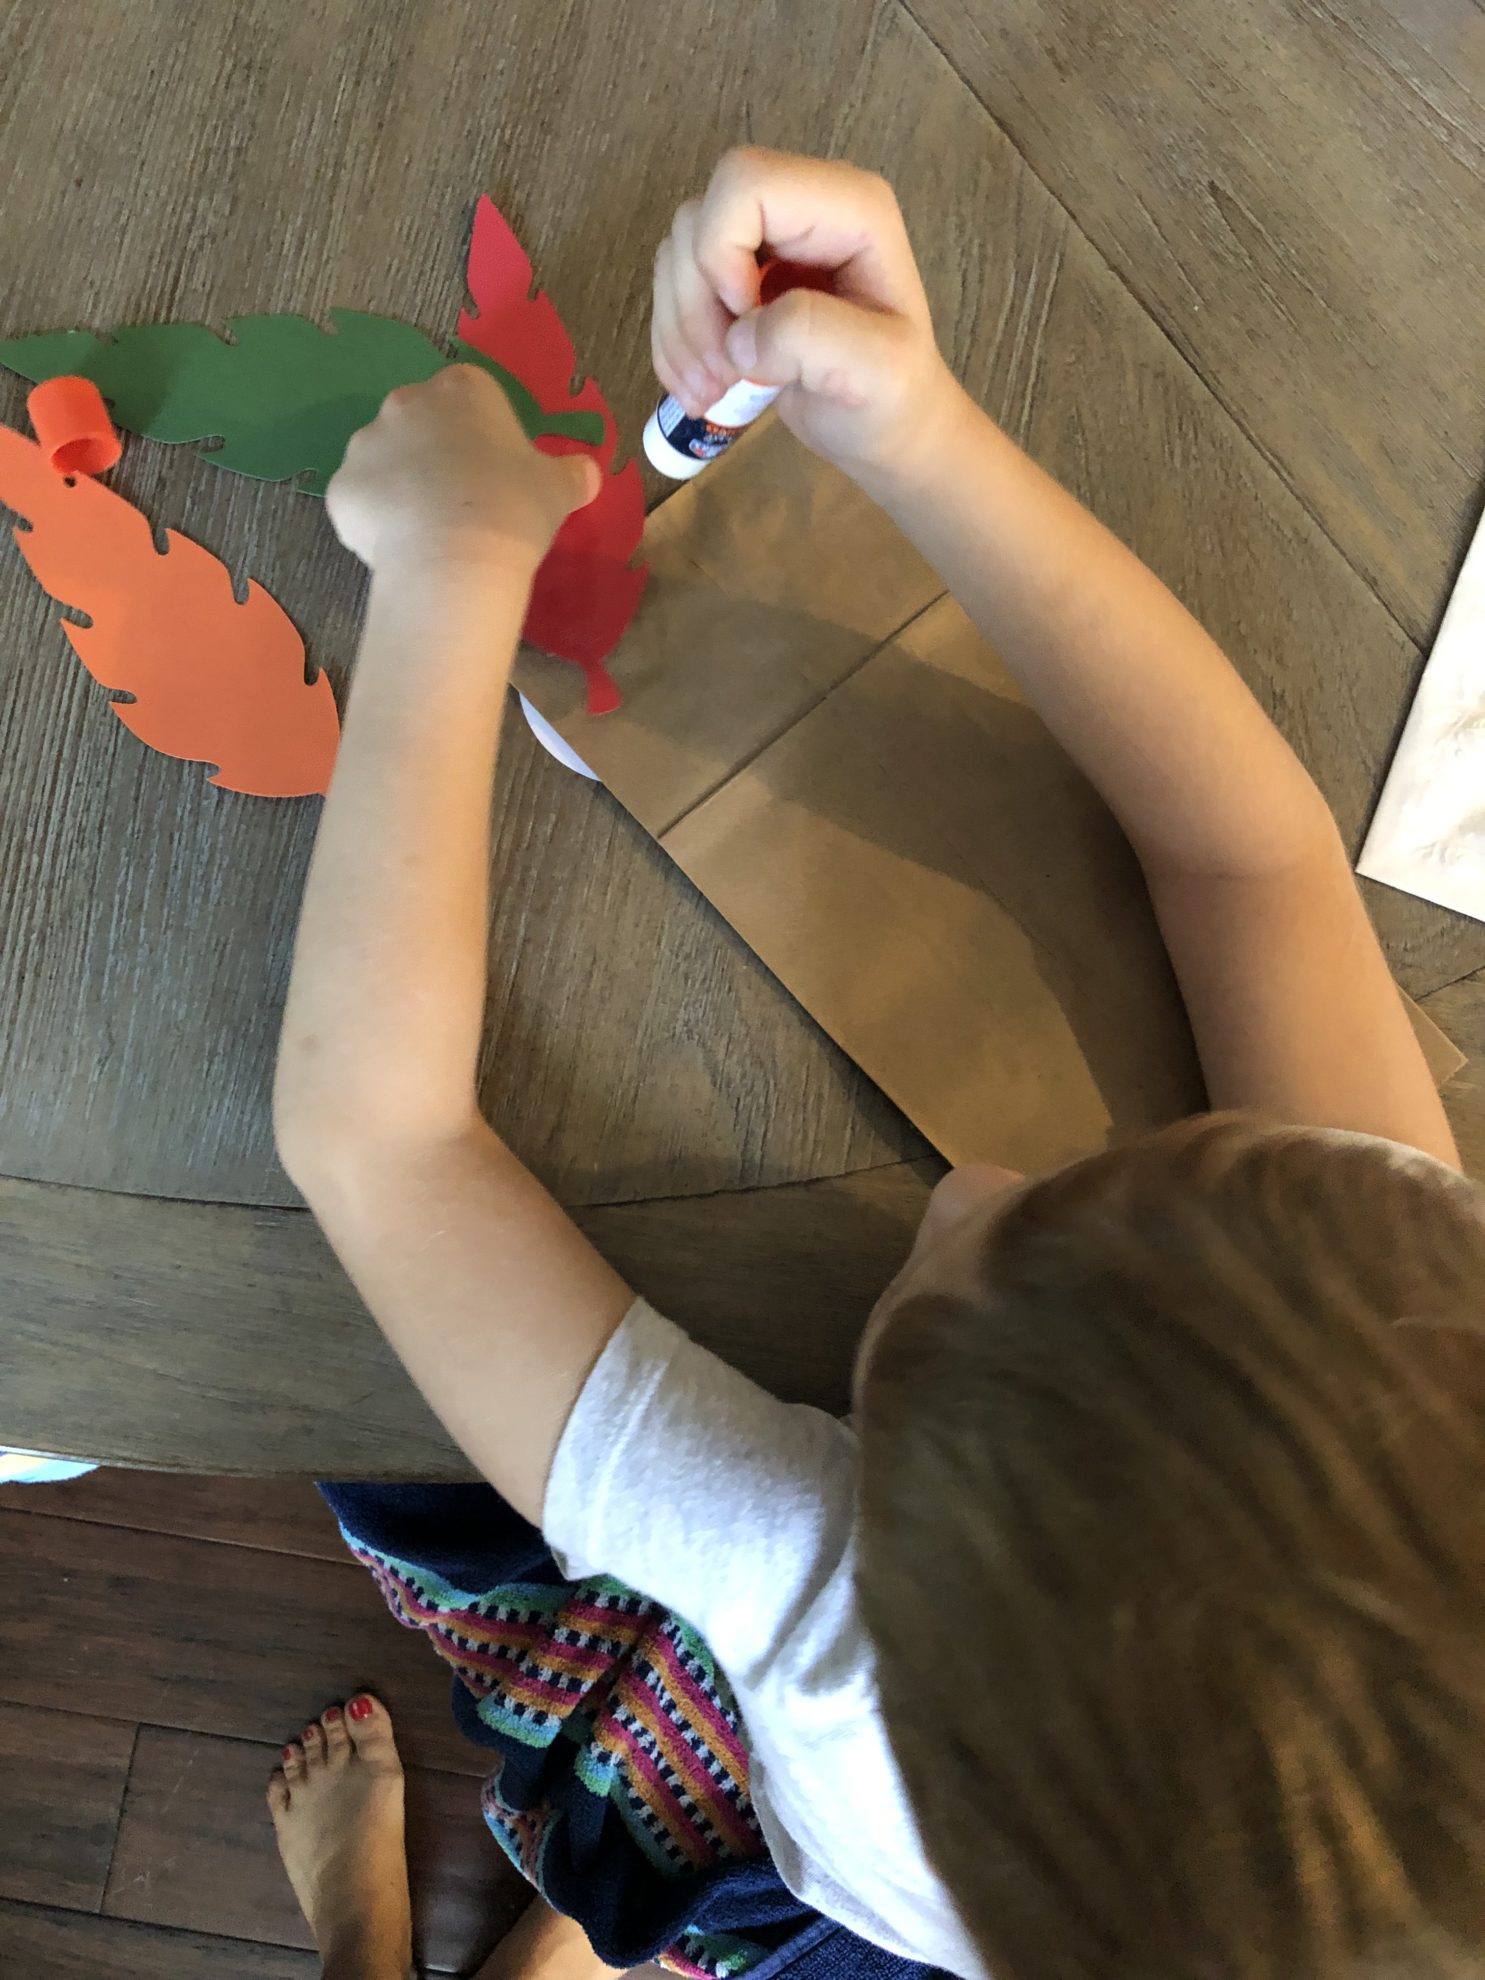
3, 0, 1482, 1472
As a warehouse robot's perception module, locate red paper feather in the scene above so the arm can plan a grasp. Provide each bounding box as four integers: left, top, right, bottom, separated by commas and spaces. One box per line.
459, 199, 594, 421
458, 197, 646, 714
0, 421, 338, 796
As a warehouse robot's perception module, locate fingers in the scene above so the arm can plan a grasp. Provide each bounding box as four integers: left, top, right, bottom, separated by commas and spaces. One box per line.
375, 364, 523, 434
724, 286, 916, 408
652, 149, 931, 411
653, 200, 741, 416
551, 448, 602, 516
694, 148, 928, 321
326, 361, 596, 569
337, 366, 583, 493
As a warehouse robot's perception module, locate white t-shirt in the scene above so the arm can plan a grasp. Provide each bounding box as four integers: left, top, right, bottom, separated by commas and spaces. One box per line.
543, 1299, 985, 1979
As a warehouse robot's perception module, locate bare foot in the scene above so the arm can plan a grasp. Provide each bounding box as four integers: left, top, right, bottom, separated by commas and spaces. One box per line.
268, 1694, 412, 1980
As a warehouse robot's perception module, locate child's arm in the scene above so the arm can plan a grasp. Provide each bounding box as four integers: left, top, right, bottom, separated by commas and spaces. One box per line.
273, 369, 633, 1521
654, 149, 1457, 1166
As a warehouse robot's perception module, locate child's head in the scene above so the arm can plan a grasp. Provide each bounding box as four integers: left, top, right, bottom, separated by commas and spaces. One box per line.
855, 1116, 1485, 1980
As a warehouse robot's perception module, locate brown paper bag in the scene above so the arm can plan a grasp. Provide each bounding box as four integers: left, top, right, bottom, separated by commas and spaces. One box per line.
516, 422, 1461, 1170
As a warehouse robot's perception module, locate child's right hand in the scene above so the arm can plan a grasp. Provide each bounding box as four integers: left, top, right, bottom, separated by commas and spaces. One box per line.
651, 149, 959, 485
327, 365, 598, 577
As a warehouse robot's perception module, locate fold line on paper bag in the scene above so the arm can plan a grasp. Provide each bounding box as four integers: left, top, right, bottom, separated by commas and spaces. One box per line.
648, 589, 951, 841
650, 598, 1100, 983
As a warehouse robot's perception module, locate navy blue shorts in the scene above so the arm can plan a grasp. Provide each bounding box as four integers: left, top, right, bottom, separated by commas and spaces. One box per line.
321, 1482, 942, 1980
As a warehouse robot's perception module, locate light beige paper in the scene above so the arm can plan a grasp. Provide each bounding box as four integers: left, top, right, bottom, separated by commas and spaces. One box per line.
517, 422, 1462, 1169
1359, 496, 1485, 925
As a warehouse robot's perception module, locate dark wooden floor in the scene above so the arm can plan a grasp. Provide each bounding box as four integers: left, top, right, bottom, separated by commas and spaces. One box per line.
0, 1469, 529, 1975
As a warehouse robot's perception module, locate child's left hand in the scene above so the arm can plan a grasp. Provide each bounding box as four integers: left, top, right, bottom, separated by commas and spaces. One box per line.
326, 365, 600, 576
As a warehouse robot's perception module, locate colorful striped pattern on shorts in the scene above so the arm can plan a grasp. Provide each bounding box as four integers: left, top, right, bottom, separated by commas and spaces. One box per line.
345, 1534, 768, 1976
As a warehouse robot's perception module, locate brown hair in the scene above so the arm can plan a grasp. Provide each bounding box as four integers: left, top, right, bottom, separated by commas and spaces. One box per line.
857, 1116, 1485, 1980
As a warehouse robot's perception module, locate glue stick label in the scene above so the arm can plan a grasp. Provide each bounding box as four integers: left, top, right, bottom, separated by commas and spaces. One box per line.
650, 379, 781, 466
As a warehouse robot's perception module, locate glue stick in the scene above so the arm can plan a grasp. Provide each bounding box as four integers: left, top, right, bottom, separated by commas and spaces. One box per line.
642, 260, 831, 480
643, 377, 782, 479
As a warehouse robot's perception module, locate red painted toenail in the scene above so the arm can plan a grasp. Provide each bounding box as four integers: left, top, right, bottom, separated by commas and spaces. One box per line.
347, 1695, 374, 1722
324, 1706, 342, 1720
283, 1746, 297, 1760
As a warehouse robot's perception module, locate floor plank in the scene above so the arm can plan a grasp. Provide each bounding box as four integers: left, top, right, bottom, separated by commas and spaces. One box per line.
904, 0, 1485, 645
0, 1897, 317, 1976
0, 1472, 348, 1561
0, 1702, 135, 1911
104, 1726, 525, 1975
0, 1511, 489, 1778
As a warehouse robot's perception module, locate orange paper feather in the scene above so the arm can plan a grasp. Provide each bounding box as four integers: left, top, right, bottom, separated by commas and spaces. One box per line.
0, 422, 338, 796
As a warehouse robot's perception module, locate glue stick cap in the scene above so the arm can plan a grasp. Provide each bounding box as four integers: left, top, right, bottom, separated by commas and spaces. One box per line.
27, 375, 121, 477
643, 258, 837, 481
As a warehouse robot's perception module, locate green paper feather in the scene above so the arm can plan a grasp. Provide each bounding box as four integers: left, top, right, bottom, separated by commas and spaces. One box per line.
0, 310, 604, 496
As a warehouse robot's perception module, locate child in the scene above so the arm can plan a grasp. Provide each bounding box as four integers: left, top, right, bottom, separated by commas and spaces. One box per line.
269, 149, 1485, 1980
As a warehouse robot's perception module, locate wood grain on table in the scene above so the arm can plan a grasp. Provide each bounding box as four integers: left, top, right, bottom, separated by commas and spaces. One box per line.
0, 0, 1481, 1472
905, 0, 1485, 648
0, 1161, 937, 1473
0, 0, 930, 1208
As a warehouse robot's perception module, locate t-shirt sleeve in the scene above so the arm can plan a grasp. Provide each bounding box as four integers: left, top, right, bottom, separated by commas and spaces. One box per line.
542, 1298, 860, 1688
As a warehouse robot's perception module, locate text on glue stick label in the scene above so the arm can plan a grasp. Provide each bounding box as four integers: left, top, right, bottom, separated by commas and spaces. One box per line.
655, 379, 781, 463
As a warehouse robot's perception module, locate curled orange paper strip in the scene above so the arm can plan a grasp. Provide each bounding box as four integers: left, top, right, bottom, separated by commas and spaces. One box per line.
27, 374, 122, 477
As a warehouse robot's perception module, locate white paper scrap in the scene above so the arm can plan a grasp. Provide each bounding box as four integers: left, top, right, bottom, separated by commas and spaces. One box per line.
518, 692, 598, 781
1358, 500, 1485, 923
